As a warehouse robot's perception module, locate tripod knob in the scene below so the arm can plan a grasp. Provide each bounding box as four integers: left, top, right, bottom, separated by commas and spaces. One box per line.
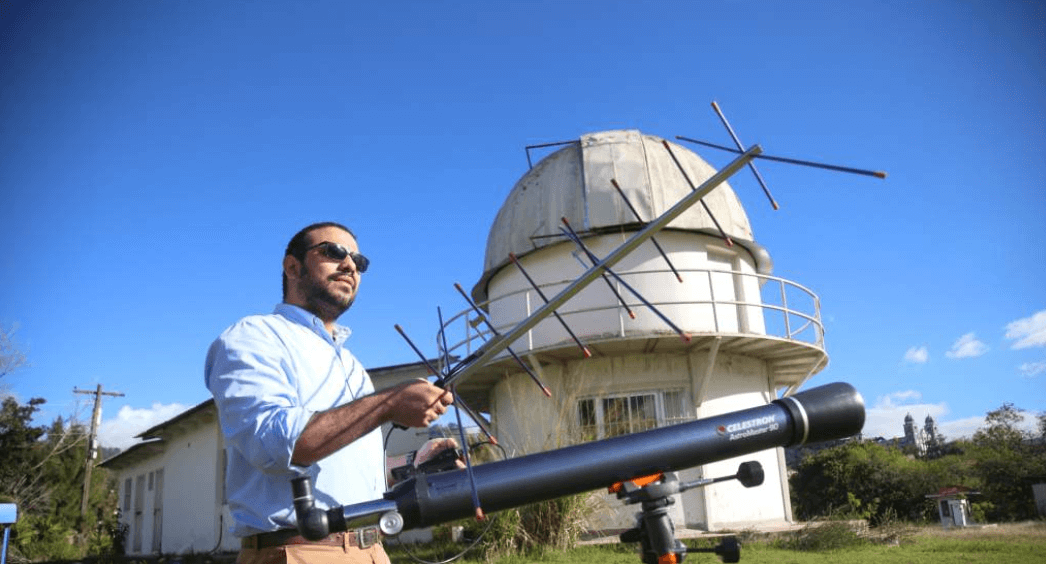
736, 461, 764, 488
715, 537, 740, 563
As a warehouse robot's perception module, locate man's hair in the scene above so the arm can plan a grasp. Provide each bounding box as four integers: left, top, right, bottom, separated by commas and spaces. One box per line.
282, 221, 356, 299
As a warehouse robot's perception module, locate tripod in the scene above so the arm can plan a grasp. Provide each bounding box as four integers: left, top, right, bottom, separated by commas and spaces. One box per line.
614, 462, 764, 564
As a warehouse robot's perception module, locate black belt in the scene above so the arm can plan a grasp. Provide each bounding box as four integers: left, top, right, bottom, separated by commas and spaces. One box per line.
242, 526, 380, 550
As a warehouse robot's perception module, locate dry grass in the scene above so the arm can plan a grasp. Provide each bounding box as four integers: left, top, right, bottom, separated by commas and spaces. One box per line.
915, 520, 1046, 541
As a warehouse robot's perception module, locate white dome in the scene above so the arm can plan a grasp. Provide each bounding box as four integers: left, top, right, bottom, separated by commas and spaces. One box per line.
473, 129, 769, 303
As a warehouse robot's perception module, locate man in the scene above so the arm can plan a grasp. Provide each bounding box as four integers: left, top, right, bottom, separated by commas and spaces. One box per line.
206, 221, 454, 564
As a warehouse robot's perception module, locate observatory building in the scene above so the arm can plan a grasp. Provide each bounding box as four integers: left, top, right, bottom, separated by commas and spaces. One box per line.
444, 129, 827, 531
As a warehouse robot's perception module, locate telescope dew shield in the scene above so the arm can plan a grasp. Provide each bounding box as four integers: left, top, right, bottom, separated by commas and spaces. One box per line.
384, 382, 864, 530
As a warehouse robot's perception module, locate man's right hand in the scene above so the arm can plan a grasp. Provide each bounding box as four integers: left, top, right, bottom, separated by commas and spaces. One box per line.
293, 378, 454, 466
387, 379, 454, 428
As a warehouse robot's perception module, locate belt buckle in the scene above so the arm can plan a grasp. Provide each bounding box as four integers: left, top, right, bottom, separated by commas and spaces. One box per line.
357, 526, 379, 549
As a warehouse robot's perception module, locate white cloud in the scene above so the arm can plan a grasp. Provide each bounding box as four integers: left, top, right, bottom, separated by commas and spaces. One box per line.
938, 416, 986, 440
940, 412, 1040, 440
945, 332, 989, 359
1005, 309, 1046, 349
862, 391, 947, 439
1017, 361, 1046, 378
862, 392, 1042, 441
903, 346, 928, 364
878, 390, 923, 407
98, 402, 189, 451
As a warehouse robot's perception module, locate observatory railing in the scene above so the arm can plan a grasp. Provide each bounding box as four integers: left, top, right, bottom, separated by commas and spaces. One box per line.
438, 268, 824, 364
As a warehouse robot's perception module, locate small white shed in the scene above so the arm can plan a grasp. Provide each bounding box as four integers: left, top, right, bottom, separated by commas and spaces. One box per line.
926, 486, 979, 529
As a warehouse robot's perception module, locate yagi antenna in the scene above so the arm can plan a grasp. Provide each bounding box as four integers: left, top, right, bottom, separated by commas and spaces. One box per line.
438, 144, 761, 389
390, 140, 764, 529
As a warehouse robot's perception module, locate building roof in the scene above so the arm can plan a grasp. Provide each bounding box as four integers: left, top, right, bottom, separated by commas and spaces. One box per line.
98, 359, 440, 469
472, 129, 771, 303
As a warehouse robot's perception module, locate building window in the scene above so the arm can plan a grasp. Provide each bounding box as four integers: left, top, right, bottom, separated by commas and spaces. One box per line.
576, 389, 690, 441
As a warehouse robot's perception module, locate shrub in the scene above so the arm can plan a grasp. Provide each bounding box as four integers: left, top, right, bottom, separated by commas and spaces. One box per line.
778, 520, 868, 552
462, 493, 593, 562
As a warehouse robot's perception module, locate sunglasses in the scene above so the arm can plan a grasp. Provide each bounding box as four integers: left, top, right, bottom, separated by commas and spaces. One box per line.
305, 242, 370, 273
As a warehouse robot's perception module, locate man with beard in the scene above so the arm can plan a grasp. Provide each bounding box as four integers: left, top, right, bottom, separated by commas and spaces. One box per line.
206, 222, 455, 564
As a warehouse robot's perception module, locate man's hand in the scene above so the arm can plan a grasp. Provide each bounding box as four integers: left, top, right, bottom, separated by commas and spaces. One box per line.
387, 379, 454, 428
415, 437, 465, 469
388, 438, 465, 484
293, 379, 454, 467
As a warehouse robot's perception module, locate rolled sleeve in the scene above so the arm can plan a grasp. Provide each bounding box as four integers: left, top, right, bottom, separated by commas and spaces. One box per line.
206, 323, 314, 474
205, 306, 385, 536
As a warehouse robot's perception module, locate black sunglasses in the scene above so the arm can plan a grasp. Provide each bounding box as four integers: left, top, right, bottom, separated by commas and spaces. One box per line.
305, 242, 370, 273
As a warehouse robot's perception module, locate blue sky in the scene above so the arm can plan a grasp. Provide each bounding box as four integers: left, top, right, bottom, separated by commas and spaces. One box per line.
1, 1, 1043, 450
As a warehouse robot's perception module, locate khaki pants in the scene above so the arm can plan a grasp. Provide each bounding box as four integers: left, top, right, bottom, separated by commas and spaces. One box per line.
237, 542, 391, 564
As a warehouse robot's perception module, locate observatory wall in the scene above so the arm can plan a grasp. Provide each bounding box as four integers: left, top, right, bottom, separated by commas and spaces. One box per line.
488, 348, 791, 530
485, 230, 767, 355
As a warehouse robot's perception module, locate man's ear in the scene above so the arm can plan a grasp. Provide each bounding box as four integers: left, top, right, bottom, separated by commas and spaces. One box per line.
283, 254, 303, 282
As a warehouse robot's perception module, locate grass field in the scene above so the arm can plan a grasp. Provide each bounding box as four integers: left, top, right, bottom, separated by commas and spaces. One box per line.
389, 521, 1046, 564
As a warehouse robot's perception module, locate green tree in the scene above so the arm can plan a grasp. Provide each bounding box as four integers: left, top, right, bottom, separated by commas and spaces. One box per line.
964, 403, 1046, 522
0, 397, 49, 510
790, 402, 1046, 526
791, 441, 937, 524
0, 325, 121, 560
972, 403, 1027, 447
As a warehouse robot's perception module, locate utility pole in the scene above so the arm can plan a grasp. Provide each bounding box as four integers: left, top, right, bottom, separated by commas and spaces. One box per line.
74, 385, 124, 518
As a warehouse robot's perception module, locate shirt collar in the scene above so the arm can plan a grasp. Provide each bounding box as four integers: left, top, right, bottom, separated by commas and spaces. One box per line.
274, 303, 352, 345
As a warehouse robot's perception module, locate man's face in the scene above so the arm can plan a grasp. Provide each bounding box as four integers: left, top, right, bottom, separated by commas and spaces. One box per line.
293, 226, 363, 319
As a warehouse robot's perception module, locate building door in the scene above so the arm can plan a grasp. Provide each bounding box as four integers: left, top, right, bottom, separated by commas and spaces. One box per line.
708, 251, 742, 332
132, 475, 145, 553
151, 468, 164, 553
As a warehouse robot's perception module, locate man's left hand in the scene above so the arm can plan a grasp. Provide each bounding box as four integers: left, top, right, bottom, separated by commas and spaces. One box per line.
415, 438, 466, 469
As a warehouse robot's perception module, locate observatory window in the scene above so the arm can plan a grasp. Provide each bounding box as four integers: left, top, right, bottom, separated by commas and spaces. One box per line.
576, 389, 691, 441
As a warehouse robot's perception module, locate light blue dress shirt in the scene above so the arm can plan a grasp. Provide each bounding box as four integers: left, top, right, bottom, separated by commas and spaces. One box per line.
205, 303, 385, 537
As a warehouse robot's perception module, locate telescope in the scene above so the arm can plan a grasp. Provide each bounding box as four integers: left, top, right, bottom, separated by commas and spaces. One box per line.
292, 382, 864, 562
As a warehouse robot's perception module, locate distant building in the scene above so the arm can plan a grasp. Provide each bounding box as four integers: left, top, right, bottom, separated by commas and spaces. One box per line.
786, 412, 947, 468
900, 413, 945, 456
